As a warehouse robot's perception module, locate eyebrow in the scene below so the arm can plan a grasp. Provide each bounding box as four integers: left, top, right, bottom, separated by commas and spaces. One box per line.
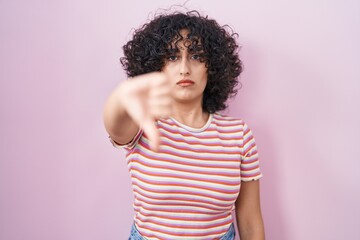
166, 47, 180, 54
188, 45, 204, 52
167, 43, 204, 51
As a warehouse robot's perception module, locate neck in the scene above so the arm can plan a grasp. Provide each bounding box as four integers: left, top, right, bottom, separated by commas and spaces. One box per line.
170, 101, 210, 128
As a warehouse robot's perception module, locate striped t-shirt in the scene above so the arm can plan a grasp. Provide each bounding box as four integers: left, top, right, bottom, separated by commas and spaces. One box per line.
112, 113, 262, 239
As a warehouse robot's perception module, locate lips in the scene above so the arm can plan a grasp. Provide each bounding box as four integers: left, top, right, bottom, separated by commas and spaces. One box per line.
177, 79, 194, 87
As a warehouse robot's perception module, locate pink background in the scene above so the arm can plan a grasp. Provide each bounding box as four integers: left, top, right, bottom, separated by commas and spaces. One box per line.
1, 0, 359, 239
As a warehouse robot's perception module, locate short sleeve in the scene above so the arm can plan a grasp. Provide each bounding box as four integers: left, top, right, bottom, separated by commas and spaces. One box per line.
109, 129, 143, 151
240, 123, 262, 181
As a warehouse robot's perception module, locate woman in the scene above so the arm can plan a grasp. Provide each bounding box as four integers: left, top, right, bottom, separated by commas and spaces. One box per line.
103, 10, 265, 240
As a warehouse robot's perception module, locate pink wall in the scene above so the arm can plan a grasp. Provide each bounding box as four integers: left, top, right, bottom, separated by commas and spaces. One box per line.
1, 0, 359, 239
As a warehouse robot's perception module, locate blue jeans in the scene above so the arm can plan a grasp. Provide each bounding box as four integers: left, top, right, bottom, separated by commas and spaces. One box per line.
128, 222, 235, 240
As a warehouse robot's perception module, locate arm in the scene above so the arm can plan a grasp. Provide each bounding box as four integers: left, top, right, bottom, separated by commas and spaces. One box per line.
103, 80, 140, 145
103, 72, 172, 151
235, 180, 265, 240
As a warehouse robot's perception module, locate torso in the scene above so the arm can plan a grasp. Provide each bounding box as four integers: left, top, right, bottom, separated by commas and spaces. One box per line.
123, 113, 258, 239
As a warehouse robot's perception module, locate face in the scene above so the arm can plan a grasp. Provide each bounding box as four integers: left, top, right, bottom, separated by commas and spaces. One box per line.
162, 29, 208, 106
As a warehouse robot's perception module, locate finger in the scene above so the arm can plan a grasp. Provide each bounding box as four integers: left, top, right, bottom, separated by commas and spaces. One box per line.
135, 72, 167, 90
142, 118, 160, 152
148, 98, 173, 118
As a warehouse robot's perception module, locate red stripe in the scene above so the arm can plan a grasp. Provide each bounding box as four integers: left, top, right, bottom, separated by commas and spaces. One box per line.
160, 118, 244, 132
137, 219, 232, 237
243, 133, 254, 146
136, 211, 229, 222
133, 184, 237, 202
241, 172, 261, 178
241, 157, 259, 166
130, 166, 240, 185
134, 199, 231, 217
160, 139, 241, 154
161, 135, 242, 147
133, 196, 232, 211
128, 160, 240, 177
241, 165, 260, 172
158, 124, 243, 140
131, 174, 239, 194
137, 214, 232, 229
134, 142, 240, 166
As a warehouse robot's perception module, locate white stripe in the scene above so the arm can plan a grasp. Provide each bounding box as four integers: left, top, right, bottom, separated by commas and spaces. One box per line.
133, 144, 241, 166
132, 178, 238, 198
128, 162, 241, 181
136, 219, 231, 239
131, 169, 240, 187
134, 199, 234, 213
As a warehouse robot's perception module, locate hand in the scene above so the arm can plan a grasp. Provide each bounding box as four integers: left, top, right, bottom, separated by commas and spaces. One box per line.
119, 72, 172, 151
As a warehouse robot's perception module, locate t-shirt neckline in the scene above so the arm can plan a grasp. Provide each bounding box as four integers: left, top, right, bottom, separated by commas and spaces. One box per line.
169, 114, 213, 133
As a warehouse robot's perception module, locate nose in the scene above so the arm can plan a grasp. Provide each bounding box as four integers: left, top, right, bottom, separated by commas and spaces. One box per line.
179, 57, 190, 76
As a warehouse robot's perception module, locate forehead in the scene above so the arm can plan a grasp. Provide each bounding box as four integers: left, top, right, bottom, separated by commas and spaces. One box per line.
169, 29, 202, 51
179, 29, 190, 39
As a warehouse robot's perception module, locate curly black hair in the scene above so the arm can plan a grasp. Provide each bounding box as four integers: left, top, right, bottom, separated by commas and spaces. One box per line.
120, 10, 242, 113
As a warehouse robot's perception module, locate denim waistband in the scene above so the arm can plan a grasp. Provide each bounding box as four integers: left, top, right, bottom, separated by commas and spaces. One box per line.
219, 223, 235, 240
128, 222, 235, 240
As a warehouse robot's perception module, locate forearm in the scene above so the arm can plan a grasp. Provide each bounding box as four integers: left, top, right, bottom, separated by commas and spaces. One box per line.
236, 213, 265, 240
235, 180, 265, 240
103, 82, 139, 144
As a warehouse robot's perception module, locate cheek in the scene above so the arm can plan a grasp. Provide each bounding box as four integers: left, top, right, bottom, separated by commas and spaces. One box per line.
161, 64, 169, 73
163, 65, 177, 76
202, 71, 208, 83
161, 67, 173, 79
201, 66, 208, 79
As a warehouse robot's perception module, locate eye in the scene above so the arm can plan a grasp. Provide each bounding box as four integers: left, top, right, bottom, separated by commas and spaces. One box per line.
191, 54, 201, 61
167, 55, 178, 61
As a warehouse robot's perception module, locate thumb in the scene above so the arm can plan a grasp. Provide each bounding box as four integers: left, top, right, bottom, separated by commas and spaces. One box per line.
142, 118, 160, 152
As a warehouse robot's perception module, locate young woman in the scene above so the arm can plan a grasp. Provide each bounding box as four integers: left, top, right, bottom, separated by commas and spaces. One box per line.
104, 10, 265, 240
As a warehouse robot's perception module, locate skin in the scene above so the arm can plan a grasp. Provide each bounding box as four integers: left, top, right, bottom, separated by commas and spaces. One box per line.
103, 29, 265, 239
103, 71, 172, 151
162, 29, 209, 129
236, 180, 265, 240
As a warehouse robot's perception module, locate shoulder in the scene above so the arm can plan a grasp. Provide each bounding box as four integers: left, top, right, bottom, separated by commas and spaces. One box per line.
212, 113, 245, 127
211, 113, 250, 138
